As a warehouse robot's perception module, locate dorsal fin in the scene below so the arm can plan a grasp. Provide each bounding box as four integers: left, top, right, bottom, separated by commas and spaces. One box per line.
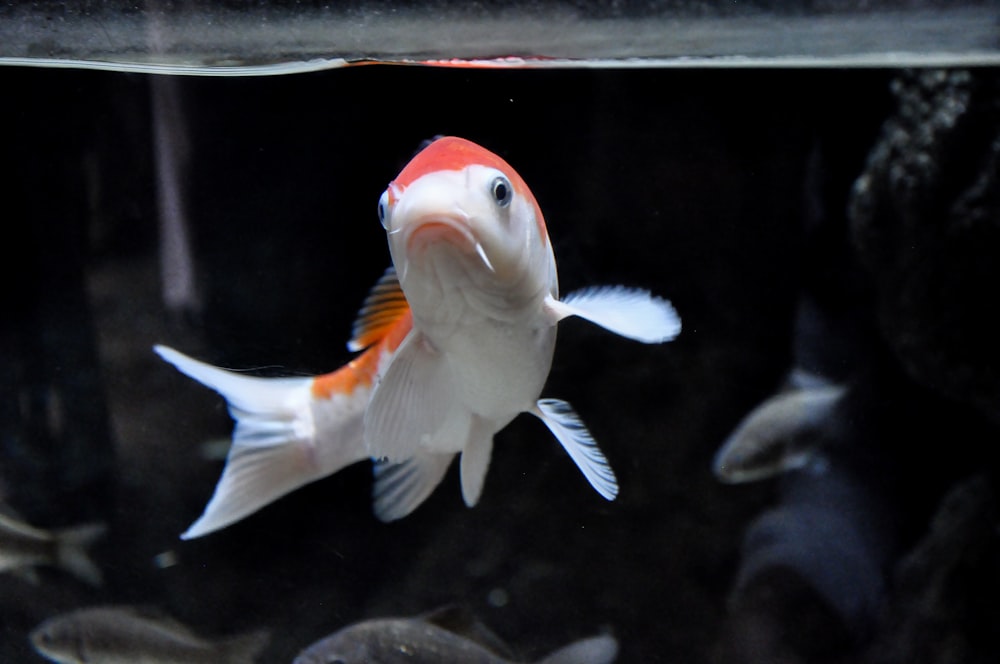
419, 605, 518, 660
348, 267, 410, 352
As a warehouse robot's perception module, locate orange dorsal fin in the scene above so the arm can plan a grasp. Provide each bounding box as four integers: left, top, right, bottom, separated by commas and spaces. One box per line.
313, 308, 412, 400
347, 266, 410, 352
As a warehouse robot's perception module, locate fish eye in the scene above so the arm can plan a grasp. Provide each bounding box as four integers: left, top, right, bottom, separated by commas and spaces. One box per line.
491, 176, 512, 208
377, 190, 390, 230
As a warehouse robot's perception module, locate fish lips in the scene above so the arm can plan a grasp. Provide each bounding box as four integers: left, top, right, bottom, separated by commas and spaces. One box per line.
403, 214, 496, 273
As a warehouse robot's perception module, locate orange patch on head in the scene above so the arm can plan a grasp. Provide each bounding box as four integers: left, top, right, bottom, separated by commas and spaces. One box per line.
393, 137, 512, 188
389, 136, 549, 244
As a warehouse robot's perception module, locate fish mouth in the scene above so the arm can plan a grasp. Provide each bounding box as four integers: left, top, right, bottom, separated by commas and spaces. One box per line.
405, 215, 495, 272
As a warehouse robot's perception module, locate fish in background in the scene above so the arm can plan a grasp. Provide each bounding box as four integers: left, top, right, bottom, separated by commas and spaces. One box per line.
714, 278, 900, 654
712, 368, 847, 484
156, 136, 681, 539
29, 605, 269, 664
293, 606, 619, 664
0, 505, 104, 586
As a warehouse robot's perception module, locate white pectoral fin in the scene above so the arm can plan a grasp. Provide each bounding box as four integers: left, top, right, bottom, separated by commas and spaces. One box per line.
532, 399, 618, 501
546, 287, 681, 344
364, 331, 452, 461
372, 452, 455, 522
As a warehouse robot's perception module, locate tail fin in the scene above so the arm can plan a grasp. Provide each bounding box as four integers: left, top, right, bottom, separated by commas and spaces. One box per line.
537, 634, 619, 664
154, 345, 315, 448
220, 628, 270, 664
53, 522, 106, 586
154, 346, 369, 539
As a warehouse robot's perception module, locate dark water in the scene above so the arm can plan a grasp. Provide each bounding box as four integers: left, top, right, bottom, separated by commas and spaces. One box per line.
2, 61, 1000, 663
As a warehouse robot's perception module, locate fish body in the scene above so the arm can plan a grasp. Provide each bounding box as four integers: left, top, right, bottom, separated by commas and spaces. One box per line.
293, 614, 618, 664
156, 136, 680, 538
29, 606, 269, 664
712, 380, 846, 484
0, 509, 104, 585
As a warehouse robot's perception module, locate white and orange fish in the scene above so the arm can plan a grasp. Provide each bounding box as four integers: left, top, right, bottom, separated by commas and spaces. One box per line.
155, 136, 680, 539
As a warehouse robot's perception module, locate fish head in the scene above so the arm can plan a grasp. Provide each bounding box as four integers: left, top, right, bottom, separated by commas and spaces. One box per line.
30, 617, 83, 663
378, 137, 557, 312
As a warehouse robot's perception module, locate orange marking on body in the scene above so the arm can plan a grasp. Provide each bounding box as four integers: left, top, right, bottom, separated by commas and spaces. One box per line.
311, 310, 413, 400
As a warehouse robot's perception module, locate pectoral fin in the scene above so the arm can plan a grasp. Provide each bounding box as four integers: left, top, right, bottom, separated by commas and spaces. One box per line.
364, 331, 453, 461
532, 399, 618, 500
545, 287, 681, 344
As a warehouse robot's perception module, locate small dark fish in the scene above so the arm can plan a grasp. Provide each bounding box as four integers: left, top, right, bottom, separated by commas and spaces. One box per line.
293, 608, 618, 664
0, 508, 104, 586
712, 383, 846, 484
30, 606, 269, 664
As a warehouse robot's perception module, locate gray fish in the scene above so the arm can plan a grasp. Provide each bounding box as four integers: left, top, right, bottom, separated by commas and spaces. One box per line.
30, 606, 269, 664
293, 610, 618, 664
0, 508, 104, 586
712, 383, 846, 484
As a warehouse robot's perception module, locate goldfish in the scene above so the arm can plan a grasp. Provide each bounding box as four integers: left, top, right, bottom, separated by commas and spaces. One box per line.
293, 606, 618, 664
30, 605, 269, 664
0, 505, 104, 586
156, 136, 680, 539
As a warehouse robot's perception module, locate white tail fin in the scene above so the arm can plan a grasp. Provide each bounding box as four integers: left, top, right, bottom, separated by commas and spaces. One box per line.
532, 399, 619, 501
53, 523, 106, 586
155, 345, 315, 448
547, 287, 681, 344
154, 345, 369, 539
180, 431, 364, 539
